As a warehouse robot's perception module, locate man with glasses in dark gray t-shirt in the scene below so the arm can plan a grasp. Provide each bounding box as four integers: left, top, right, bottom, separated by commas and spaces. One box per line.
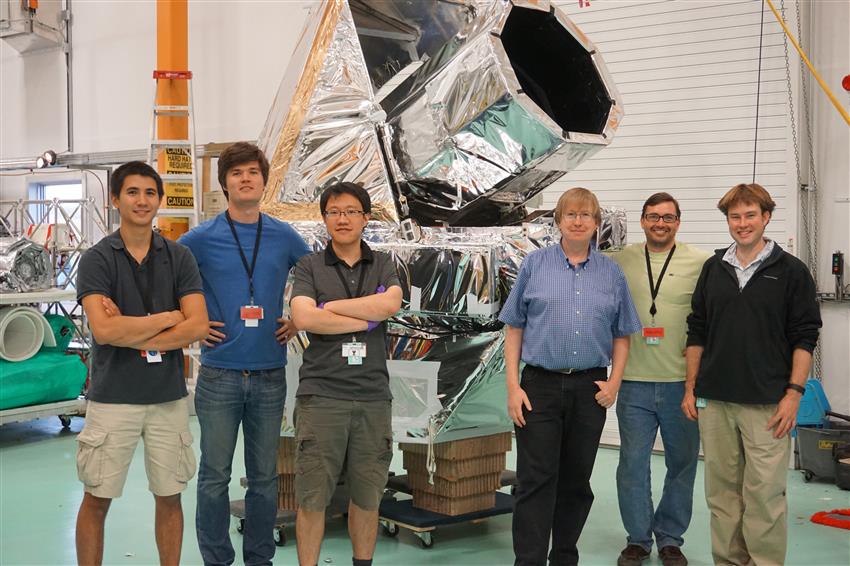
290, 182, 402, 566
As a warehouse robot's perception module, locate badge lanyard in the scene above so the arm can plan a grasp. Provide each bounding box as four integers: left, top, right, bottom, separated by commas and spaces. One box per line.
226, 211, 262, 304
125, 251, 156, 315
125, 249, 162, 363
333, 260, 369, 365
645, 244, 676, 326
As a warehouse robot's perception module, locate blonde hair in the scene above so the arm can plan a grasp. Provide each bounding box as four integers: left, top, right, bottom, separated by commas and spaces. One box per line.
554, 187, 602, 225
717, 183, 776, 216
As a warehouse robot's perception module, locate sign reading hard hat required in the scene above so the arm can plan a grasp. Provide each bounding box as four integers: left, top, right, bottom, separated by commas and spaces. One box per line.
163, 148, 193, 209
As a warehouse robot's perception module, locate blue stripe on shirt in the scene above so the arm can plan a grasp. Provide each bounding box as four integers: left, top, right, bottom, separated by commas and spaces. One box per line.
499, 244, 642, 370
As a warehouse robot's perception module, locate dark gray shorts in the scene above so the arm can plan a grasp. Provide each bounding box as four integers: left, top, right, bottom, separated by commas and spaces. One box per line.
294, 395, 393, 512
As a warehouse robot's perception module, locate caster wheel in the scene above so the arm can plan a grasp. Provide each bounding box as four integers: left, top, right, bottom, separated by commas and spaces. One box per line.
382, 522, 399, 538
274, 527, 286, 547
59, 415, 72, 429
418, 532, 433, 548
236, 519, 244, 534
803, 470, 814, 482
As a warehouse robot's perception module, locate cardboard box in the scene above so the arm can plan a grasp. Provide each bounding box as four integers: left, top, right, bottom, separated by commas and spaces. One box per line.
407, 471, 501, 497
402, 451, 506, 481
411, 490, 496, 516
277, 473, 297, 511
277, 437, 296, 474
399, 432, 512, 461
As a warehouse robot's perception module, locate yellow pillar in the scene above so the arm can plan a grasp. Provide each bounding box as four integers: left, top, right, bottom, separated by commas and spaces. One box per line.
155, 0, 189, 141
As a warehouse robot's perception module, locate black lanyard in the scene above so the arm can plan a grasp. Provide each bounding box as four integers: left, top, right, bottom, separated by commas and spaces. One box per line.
125, 249, 156, 315
226, 211, 262, 304
333, 262, 368, 299
645, 244, 676, 320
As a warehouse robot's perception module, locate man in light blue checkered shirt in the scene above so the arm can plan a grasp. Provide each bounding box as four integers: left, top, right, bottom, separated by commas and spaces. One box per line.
500, 187, 641, 566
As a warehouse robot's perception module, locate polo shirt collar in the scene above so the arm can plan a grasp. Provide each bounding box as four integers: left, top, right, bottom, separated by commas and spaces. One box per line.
107, 229, 165, 252
324, 240, 373, 266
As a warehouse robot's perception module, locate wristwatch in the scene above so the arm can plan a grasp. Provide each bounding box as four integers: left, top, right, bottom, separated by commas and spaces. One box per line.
785, 383, 806, 395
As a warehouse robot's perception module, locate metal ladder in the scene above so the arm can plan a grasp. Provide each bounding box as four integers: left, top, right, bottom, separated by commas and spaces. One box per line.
147, 70, 200, 228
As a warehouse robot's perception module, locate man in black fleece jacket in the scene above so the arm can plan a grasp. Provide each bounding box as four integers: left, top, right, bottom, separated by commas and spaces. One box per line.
682, 183, 821, 566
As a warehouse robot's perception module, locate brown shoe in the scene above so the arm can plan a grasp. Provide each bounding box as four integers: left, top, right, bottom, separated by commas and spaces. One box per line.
659, 546, 688, 566
617, 544, 650, 566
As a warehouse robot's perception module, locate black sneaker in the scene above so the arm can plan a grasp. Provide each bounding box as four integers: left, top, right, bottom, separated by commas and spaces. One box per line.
617, 544, 650, 566
659, 546, 688, 566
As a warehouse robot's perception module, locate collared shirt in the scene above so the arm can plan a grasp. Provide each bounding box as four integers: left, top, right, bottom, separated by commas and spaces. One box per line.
76, 230, 203, 404
499, 243, 641, 371
291, 240, 401, 401
722, 239, 775, 289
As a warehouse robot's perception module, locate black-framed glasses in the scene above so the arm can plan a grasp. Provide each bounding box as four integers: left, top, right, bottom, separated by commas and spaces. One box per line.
643, 213, 679, 224
323, 209, 365, 219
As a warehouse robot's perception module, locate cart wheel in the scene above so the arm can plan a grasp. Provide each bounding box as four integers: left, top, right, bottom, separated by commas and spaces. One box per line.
382, 522, 399, 538
236, 519, 244, 534
418, 531, 433, 548
274, 527, 286, 547
59, 415, 72, 429
803, 470, 814, 482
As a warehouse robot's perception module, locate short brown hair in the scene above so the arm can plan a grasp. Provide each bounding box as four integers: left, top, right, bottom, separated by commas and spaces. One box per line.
217, 142, 270, 198
717, 183, 776, 216
642, 192, 680, 218
554, 187, 602, 225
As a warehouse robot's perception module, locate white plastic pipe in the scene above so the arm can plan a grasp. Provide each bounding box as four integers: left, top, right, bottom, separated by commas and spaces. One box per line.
0, 306, 56, 362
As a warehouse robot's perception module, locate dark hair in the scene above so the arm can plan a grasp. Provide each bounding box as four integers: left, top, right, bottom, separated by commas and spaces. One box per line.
717, 183, 776, 216
319, 182, 371, 215
642, 192, 681, 219
110, 161, 163, 199
217, 142, 270, 199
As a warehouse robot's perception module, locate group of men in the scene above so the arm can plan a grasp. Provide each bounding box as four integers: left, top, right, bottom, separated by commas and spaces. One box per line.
74, 142, 400, 566
72, 139, 820, 566
612, 187, 820, 566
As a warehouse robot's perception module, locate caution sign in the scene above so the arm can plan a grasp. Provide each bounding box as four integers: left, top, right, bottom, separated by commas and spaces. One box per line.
162, 148, 194, 209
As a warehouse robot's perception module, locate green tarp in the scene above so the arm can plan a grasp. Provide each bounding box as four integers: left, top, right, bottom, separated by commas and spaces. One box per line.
0, 352, 87, 410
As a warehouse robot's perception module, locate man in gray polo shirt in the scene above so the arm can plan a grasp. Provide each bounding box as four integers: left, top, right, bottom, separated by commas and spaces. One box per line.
290, 182, 402, 566
74, 161, 209, 566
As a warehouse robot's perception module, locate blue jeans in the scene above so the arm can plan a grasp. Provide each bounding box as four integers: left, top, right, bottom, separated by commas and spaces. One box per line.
615, 380, 699, 551
194, 366, 286, 566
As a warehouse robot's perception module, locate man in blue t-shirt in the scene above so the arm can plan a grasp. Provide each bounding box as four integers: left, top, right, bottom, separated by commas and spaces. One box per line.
179, 142, 310, 566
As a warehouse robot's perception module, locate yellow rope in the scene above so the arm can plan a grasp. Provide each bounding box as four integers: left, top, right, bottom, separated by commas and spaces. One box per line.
764, 0, 850, 126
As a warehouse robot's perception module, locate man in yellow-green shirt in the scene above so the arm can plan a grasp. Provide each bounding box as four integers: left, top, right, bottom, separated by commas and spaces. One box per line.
611, 193, 710, 566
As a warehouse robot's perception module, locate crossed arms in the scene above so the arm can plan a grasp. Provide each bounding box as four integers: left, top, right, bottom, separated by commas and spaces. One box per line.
82, 293, 209, 351
290, 287, 402, 335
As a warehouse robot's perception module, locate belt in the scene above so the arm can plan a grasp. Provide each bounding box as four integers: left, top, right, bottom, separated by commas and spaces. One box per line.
530, 365, 606, 377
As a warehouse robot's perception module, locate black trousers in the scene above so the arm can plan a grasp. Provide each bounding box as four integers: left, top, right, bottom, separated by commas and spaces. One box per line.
512, 365, 608, 566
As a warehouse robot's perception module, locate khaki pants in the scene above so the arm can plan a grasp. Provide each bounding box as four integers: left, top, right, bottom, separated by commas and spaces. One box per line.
699, 400, 790, 566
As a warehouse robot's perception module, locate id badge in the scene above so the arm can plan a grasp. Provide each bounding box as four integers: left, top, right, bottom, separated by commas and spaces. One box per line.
240, 305, 264, 328
141, 350, 163, 364
342, 341, 367, 365
696, 397, 708, 409
642, 326, 665, 345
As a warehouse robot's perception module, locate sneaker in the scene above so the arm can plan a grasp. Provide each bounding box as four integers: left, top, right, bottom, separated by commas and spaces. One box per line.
617, 544, 650, 566
659, 545, 688, 566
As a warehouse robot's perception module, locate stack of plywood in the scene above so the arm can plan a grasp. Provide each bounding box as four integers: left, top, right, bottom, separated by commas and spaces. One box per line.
400, 432, 511, 516
276, 436, 297, 511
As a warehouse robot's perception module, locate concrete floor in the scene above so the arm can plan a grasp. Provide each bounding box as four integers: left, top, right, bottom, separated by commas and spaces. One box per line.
0, 415, 848, 565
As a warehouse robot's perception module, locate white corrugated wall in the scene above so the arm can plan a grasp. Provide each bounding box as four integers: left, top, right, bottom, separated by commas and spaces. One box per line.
548, 0, 802, 446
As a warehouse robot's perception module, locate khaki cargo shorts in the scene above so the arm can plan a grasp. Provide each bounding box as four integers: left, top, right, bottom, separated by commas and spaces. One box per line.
294, 395, 393, 512
76, 398, 196, 499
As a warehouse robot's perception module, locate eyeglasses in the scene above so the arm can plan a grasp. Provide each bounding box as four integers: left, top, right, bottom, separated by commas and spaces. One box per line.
563, 212, 594, 222
323, 209, 365, 219
643, 213, 679, 224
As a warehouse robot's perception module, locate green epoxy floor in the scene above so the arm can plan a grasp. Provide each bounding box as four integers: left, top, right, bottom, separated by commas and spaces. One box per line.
1, 416, 848, 565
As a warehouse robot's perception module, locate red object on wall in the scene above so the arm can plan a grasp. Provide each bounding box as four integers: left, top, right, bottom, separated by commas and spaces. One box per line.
842, 75, 850, 92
